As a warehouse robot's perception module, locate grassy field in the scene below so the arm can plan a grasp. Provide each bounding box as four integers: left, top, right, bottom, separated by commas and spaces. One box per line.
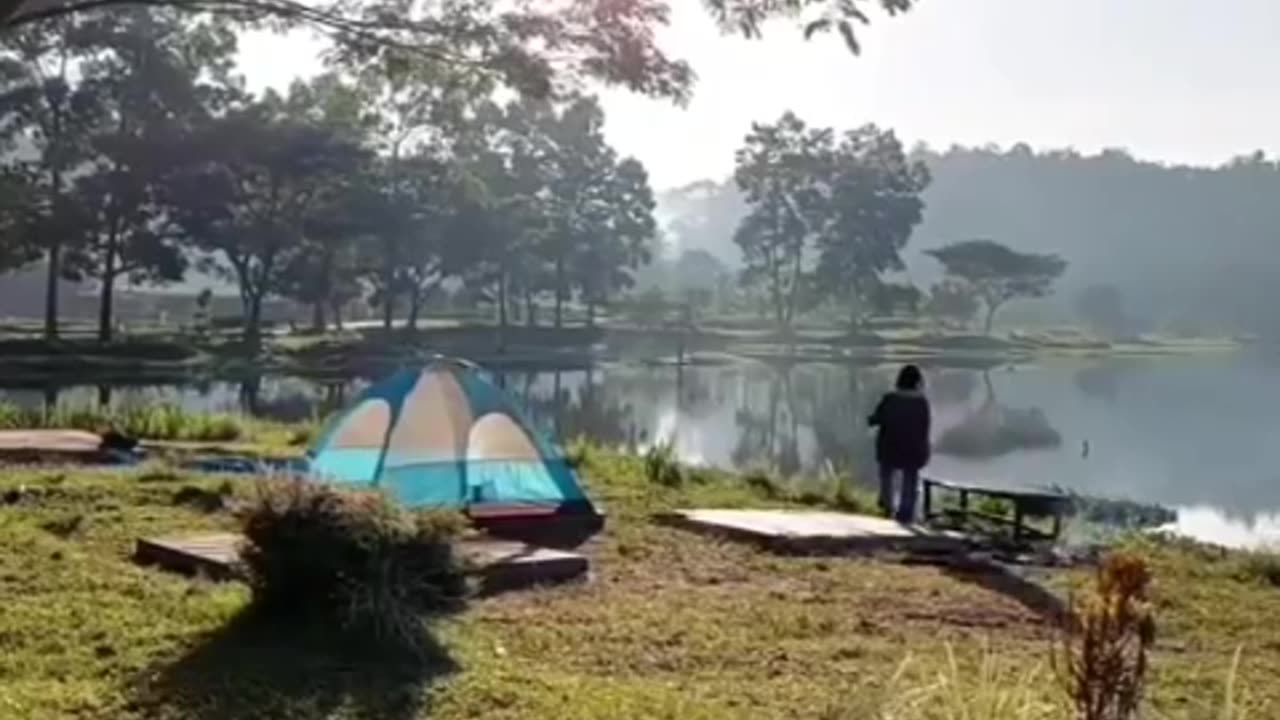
0, 445, 1277, 719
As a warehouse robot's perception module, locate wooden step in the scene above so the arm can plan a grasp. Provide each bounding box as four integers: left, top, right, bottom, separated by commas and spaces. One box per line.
134, 532, 589, 594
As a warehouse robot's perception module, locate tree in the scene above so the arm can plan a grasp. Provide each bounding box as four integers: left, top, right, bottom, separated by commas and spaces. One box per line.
571, 156, 657, 327
166, 91, 370, 348
0, 169, 39, 272
493, 96, 654, 329
5, 0, 916, 80
706, 0, 916, 53
5, 0, 696, 103
865, 280, 922, 317
279, 180, 366, 332
926, 239, 1068, 335
672, 249, 727, 291
925, 279, 979, 327
348, 152, 466, 333
732, 112, 831, 332
813, 124, 930, 326
61, 8, 237, 342
274, 73, 373, 332
1, 15, 104, 338
450, 99, 561, 333
327, 38, 488, 333
734, 114, 928, 332
1075, 283, 1132, 339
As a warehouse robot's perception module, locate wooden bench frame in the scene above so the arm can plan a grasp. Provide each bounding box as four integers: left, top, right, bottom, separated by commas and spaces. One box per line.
921, 477, 1070, 543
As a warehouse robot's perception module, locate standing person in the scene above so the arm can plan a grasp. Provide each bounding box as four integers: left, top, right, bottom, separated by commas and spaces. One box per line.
868, 365, 931, 523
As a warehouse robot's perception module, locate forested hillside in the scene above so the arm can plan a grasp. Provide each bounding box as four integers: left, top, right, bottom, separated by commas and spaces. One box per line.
658, 145, 1280, 334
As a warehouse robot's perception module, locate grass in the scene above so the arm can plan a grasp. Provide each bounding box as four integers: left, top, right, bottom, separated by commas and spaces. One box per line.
0, 401, 312, 448
0, 446, 1277, 718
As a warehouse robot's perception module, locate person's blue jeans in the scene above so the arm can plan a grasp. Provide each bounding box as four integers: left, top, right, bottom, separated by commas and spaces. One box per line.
878, 464, 920, 524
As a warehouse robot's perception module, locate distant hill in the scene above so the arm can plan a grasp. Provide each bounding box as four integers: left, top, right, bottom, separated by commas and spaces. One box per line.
655, 145, 1280, 334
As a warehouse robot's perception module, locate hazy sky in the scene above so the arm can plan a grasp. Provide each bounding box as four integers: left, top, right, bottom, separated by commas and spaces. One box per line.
239, 0, 1280, 189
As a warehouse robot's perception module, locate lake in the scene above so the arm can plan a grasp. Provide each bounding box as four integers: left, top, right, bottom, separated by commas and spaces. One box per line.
4, 352, 1278, 548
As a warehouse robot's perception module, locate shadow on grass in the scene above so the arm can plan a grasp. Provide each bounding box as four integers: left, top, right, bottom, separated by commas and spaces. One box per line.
132, 608, 457, 720
935, 556, 1068, 625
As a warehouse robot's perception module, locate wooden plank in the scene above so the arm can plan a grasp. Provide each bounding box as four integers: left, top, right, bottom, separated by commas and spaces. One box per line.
463, 540, 590, 596
133, 533, 590, 593
0, 429, 111, 463
662, 509, 969, 556
134, 533, 242, 581
0, 429, 103, 451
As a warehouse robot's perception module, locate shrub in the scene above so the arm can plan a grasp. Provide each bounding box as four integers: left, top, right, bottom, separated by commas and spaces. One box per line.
742, 466, 784, 500
1233, 550, 1280, 587
1055, 551, 1155, 720
643, 440, 683, 487
0, 402, 246, 442
238, 480, 468, 654
564, 436, 594, 469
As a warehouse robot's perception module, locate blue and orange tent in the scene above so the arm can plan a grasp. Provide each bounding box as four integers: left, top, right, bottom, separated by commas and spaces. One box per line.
306, 357, 602, 545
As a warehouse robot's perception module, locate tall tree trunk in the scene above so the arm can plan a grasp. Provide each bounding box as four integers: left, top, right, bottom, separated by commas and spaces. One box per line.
382, 285, 395, 331
331, 300, 344, 331
770, 260, 785, 332
97, 271, 115, 344
495, 274, 508, 353
496, 273, 508, 331
406, 289, 421, 332
97, 219, 121, 344
44, 242, 61, 341
983, 303, 998, 336
244, 293, 263, 350
554, 258, 565, 329
311, 302, 326, 333
240, 375, 261, 415
553, 370, 562, 437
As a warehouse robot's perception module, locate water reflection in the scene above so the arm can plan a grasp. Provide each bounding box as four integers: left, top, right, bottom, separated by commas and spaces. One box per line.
934, 371, 1063, 459
6, 354, 1280, 545
1168, 507, 1280, 550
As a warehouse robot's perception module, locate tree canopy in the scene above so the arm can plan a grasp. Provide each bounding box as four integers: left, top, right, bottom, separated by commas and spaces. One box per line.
926, 239, 1068, 335
2, 0, 918, 106
2, 1, 936, 343
732, 112, 929, 331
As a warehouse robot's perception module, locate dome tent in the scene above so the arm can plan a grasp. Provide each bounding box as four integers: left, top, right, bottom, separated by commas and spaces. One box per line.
306, 357, 602, 545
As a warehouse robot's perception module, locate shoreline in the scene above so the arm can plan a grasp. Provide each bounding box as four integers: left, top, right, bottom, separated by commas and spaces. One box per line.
0, 327, 1246, 383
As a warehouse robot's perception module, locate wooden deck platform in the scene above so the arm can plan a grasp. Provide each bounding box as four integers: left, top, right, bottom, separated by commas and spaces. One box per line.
0, 429, 113, 463
134, 532, 589, 594
922, 476, 1071, 543
662, 509, 970, 555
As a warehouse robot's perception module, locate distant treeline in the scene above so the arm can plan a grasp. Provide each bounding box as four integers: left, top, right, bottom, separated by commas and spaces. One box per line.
659, 145, 1280, 336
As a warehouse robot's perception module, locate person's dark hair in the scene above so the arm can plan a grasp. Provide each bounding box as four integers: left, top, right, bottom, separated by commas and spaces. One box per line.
896, 364, 923, 391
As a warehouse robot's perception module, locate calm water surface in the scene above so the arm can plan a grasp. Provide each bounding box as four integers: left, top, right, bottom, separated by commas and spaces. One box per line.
6, 353, 1278, 547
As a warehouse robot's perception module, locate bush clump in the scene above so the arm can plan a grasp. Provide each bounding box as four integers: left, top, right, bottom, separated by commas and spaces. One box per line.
1233, 550, 1280, 587
644, 440, 683, 487
238, 480, 469, 653
0, 402, 245, 442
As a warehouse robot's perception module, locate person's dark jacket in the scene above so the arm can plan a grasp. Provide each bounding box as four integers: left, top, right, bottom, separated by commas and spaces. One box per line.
868, 390, 931, 469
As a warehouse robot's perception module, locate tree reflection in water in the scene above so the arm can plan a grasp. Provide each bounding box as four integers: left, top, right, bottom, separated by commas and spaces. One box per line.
514, 369, 636, 451
731, 362, 888, 483
1074, 361, 1135, 404
934, 370, 1062, 458
731, 363, 801, 475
